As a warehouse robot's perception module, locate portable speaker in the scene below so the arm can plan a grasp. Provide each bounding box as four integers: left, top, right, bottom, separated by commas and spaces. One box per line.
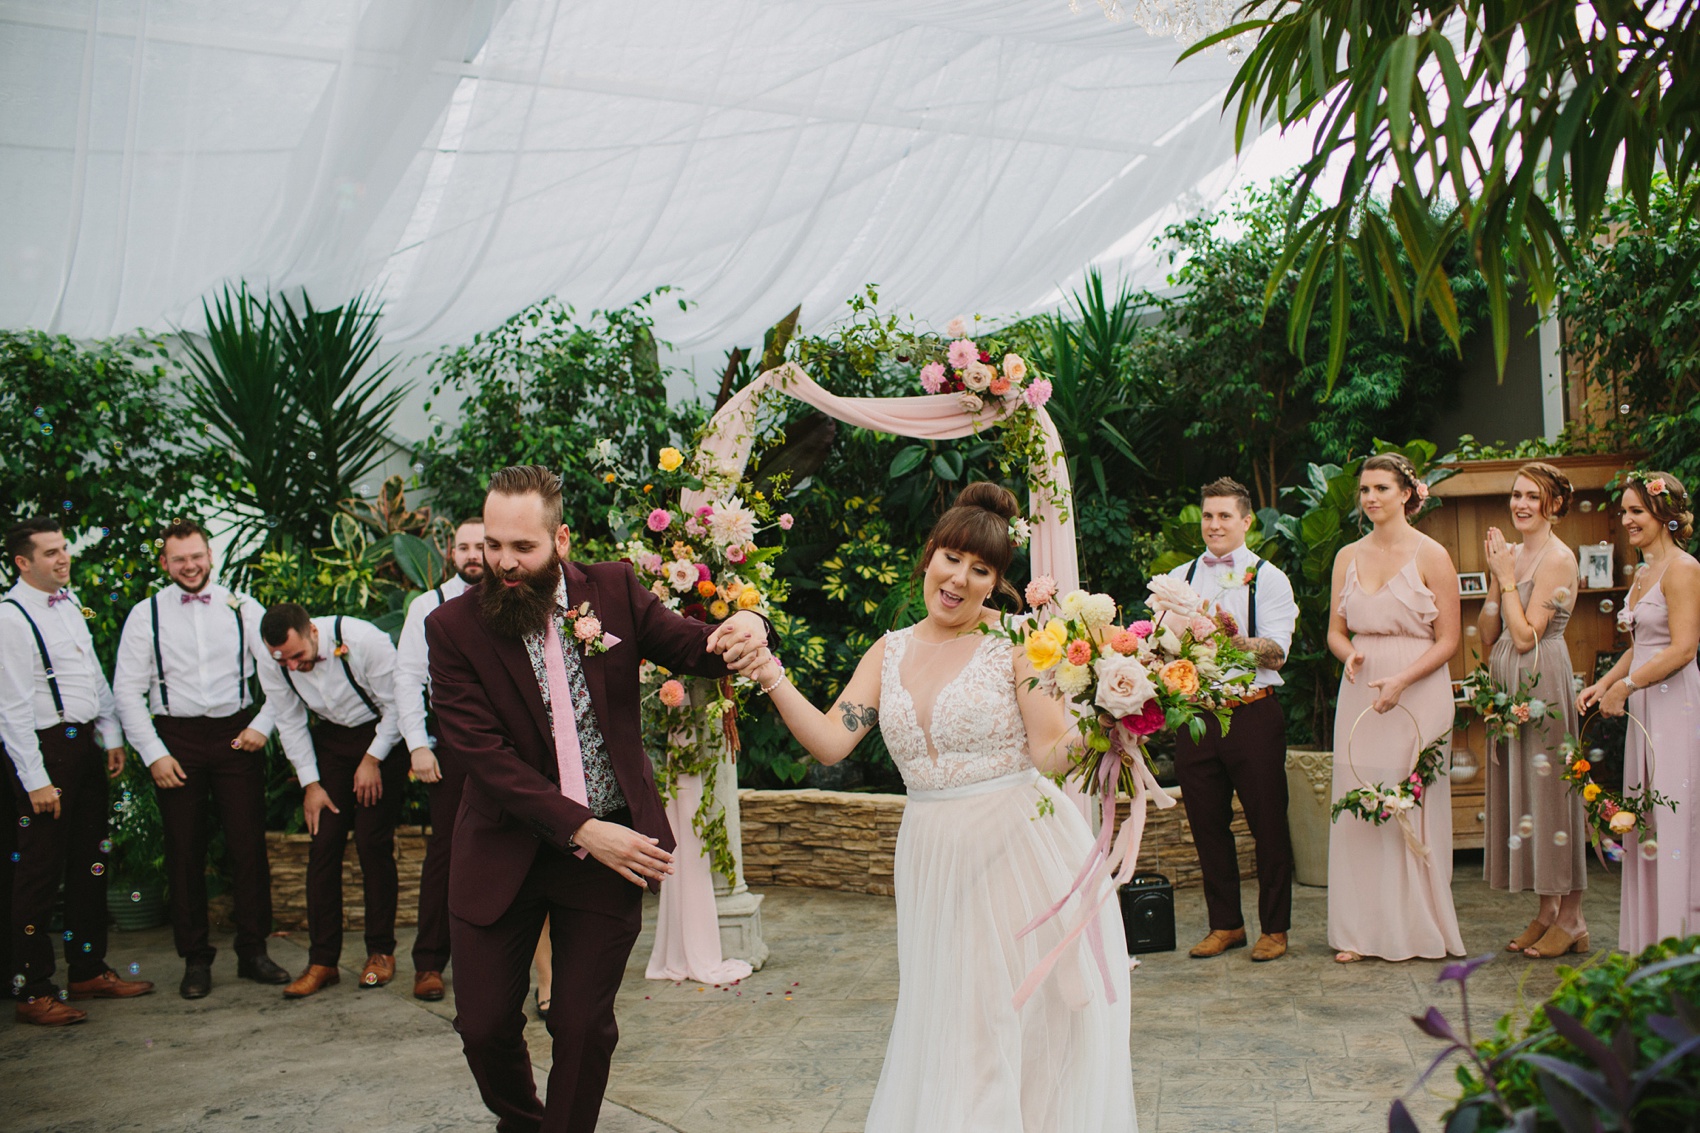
1119, 872, 1176, 955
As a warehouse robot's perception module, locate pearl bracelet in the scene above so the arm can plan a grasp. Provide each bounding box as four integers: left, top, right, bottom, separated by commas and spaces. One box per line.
758, 656, 785, 695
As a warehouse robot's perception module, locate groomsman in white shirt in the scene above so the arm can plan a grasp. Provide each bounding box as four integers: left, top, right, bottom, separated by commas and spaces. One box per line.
395, 517, 484, 1002
256, 602, 403, 999
1, 517, 154, 1026
112, 519, 291, 998
1162, 478, 1299, 963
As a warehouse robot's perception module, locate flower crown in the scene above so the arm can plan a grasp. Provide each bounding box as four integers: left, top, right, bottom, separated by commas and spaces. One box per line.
1008, 515, 1032, 548
1628, 471, 1681, 501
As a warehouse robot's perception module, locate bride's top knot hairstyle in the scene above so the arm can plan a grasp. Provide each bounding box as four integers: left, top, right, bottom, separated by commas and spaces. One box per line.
917, 481, 1024, 608
1360, 453, 1425, 518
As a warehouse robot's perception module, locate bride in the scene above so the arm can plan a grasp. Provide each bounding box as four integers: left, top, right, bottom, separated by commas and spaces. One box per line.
742, 482, 1138, 1133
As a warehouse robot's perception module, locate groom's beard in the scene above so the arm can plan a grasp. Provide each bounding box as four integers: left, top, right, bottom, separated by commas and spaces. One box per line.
479, 553, 560, 640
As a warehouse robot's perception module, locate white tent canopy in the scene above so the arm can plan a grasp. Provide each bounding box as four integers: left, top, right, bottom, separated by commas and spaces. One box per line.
1, 0, 1252, 350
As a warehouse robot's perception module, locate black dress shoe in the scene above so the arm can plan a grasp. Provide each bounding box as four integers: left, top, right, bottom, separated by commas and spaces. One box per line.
237, 954, 291, 985
180, 963, 212, 1000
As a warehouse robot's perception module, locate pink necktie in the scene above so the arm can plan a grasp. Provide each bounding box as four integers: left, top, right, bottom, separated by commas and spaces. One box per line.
542, 614, 591, 860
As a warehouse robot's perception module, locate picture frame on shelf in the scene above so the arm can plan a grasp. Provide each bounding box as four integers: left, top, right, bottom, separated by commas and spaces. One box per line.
1458, 571, 1488, 597
1452, 679, 1468, 704
1581, 542, 1615, 589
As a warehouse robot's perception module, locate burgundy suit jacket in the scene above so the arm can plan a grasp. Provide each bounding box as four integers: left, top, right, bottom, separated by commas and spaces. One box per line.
425, 559, 751, 926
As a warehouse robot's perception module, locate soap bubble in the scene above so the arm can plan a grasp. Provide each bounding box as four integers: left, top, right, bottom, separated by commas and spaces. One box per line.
1464, 625, 1479, 638
33, 406, 43, 417
1580, 500, 1594, 513
1598, 599, 1615, 615
8, 852, 17, 862
411, 462, 425, 475
11, 975, 23, 989
1517, 814, 1535, 837
81, 942, 91, 952
61, 500, 71, 511
63, 930, 73, 941
23, 924, 34, 935
64, 726, 77, 739
306, 450, 317, 460
1670, 520, 1681, 531
17, 817, 28, 828
1620, 403, 1631, 414
1552, 830, 1569, 846
40, 424, 52, 435
99, 839, 111, 854
265, 517, 281, 529
1507, 834, 1523, 851
128, 963, 140, 975
356, 482, 371, 496
1604, 840, 1625, 861
1532, 753, 1552, 776
130, 891, 142, 902
90, 863, 103, 876
1639, 838, 1659, 860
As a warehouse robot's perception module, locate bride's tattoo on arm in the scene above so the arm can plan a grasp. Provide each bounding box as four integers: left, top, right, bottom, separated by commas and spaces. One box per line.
840, 703, 877, 732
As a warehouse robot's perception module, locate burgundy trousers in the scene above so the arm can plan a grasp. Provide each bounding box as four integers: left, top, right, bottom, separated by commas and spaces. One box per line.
5, 726, 111, 998
152, 709, 272, 965
1173, 692, 1294, 935
305, 721, 406, 967
452, 815, 642, 1133
410, 736, 463, 974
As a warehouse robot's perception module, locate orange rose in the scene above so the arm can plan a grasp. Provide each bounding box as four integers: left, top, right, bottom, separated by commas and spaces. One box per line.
1572, 759, 1591, 774
1160, 659, 1199, 697
696, 580, 718, 599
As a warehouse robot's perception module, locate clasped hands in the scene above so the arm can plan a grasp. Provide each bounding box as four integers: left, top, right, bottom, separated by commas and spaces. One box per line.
705, 609, 778, 682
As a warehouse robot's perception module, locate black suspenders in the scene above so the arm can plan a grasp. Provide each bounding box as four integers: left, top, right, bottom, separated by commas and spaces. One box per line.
2, 598, 66, 721
282, 616, 381, 720
151, 592, 251, 715
1185, 556, 1260, 638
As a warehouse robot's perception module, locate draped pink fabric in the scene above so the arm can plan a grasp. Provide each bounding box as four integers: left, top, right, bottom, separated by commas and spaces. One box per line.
649, 360, 1083, 984
646, 770, 753, 985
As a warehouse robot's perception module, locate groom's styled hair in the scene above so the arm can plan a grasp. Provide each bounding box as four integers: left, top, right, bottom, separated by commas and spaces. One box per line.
917, 481, 1023, 609
487, 465, 565, 531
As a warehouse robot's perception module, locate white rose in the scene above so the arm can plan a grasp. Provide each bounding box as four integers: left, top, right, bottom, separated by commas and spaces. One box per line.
1058, 590, 1088, 620
1155, 627, 1182, 656
1095, 654, 1158, 718
1081, 593, 1117, 629
957, 391, 985, 414
1147, 575, 1207, 619
1055, 660, 1092, 699
962, 361, 994, 391
667, 560, 696, 592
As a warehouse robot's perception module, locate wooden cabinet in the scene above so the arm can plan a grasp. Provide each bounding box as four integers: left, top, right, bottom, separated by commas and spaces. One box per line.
1416, 455, 1638, 850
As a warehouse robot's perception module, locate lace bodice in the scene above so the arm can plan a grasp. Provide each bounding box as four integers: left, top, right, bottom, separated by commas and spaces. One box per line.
879, 626, 1032, 792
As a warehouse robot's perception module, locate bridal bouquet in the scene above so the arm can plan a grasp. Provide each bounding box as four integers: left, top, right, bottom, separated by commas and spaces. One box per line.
986, 574, 1258, 799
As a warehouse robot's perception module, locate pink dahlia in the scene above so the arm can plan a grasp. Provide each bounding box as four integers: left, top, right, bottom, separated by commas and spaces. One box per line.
658, 679, 686, 708
1066, 639, 1092, 666
1127, 620, 1154, 639
778, 513, 794, 530
696, 563, 712, 582
1025, 575, 1058, 607
919, 362, 946, 393
1023, 379, 1052, 408
947, 339, 978, 368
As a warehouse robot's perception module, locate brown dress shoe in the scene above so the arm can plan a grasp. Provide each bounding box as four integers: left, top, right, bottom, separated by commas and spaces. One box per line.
1251, 932, 1289, 962
15, 995, 89, 1026
413, 970, 446, 1001
67, 970, 155, 999
283, 964, 341, 999
359, 953, 397, 988
1189, 927, 1247, 958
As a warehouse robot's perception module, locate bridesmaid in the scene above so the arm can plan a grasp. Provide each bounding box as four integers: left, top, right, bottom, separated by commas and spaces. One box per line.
1327, 453, 1465, 963
1479, 463, 1587, 958
1578, 471, 1700, 954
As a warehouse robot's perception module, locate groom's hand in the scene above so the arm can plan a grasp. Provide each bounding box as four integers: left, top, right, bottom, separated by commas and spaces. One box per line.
573, 818, 676, 887
706, 610, 767, 669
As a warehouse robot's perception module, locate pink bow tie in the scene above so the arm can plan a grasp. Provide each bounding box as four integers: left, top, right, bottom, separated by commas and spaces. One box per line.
47, 592, 73, 606
181, 593, 212, 605
1202, 555, 1236, 567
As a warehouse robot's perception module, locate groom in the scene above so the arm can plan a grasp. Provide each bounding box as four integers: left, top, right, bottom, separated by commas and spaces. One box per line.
426, 464, 770, 1133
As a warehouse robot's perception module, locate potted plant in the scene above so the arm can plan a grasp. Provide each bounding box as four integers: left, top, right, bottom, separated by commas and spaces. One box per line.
106, 760, 169, 930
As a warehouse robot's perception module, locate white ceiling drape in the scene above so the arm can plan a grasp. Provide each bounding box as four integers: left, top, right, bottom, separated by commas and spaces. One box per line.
0, 0, 1248, 349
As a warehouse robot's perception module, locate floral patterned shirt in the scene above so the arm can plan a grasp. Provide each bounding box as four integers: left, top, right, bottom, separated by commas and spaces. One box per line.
523, 577, 625, 817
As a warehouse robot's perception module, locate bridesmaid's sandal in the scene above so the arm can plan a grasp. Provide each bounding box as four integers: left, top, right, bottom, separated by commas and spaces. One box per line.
1507, 918, 1552, 952
1523, 926, 1589, 959
1334, 951, 1363, 964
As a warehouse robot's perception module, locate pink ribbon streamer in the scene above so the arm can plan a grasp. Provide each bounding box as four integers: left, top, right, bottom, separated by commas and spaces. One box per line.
1011, 730, 1176, 1012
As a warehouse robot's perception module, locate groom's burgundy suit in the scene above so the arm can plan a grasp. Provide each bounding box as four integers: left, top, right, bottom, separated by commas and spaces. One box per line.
427, 559, 758, 1133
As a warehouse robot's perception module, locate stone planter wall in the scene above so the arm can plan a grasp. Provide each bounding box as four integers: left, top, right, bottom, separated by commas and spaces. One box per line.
265, 827, 429, 930
740, 787, 1257, 897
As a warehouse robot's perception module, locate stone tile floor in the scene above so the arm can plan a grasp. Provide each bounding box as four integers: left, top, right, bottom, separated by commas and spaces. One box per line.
0, 853, 1620, 1133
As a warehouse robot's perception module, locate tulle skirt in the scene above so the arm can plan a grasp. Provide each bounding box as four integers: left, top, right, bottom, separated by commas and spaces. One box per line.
866, 769, 1138, 1133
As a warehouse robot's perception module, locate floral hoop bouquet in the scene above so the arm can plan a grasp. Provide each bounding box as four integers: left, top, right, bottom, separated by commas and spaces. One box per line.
1457, 661, 1552, 743
1329, 702, 1450, 864
1559, 714, 1676, 864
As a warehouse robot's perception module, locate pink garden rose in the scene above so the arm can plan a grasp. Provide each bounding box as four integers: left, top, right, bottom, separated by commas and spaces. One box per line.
919, 362, 946, 393
961, 361, 994, 391
957, 391, 985, 414
658, 679, 686, 708
1123, 699, 1166, 737
1025, 575, 1058, 607
1188, 615, 1218, 640
947, 339, 978, 368
1002, 354, 1028, 382
1023, 379, 1052, 408
573, 616, 603, 642
778, 513, 794, 530
726, 543, 747, 564
1510, 702, 1531, 723
696, 505, 714, 518
646, 508, 673, 532
946, 316, 969, 338
1647, 477, 1667, 496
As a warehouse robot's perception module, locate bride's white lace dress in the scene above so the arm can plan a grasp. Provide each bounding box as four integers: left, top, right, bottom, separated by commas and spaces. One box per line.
867, 626, 1138, 1133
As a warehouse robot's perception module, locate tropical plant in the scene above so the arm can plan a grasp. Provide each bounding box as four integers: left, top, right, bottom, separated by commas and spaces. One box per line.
180, 284, 408, 555
1188, 0, 1700, 384
1390, 938, 1700, 1132
0, 330, 227, 662
417, 291, 702, 531
108, 761, 168, 891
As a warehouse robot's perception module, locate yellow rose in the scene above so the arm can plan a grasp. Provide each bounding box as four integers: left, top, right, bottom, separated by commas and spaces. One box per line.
1025, 633, 1064, 671
1044, 619, 1071, 645
658, 447, 684, 472
737, 588, 763, 610
709, 599, 730, 619
1582, 783, 1602, 802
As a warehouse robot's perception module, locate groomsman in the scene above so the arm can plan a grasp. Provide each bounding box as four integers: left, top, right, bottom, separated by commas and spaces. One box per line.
256, 603, 403, 998
1, 517, 154, 1025
112, 519, 291, 998
395, 516, 485, 1001
1163, 478, 1299, 963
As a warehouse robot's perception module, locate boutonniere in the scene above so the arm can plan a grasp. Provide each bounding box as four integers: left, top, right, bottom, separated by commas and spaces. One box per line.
226, 594, 242, 610
564, 601, 621, 655
333, 643, 350, 658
